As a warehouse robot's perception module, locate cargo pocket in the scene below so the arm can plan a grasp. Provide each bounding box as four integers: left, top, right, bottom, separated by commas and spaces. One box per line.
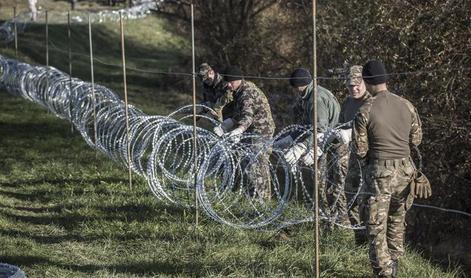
368, 166, 394, 195
366, 196, 379, 226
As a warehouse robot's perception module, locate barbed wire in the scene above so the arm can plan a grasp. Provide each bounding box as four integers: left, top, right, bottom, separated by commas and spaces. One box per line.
1, 2, 470, 230
412, 204, 471, 218
5, 21, 470, 81
45, 37, 471, 80
1, 55, 470, 233
0, 0, 163, 44
0, 54, 355, 230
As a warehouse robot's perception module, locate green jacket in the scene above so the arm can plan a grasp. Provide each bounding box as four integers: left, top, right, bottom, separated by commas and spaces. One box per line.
303, 82, 340, 132
292, 82, 340, 146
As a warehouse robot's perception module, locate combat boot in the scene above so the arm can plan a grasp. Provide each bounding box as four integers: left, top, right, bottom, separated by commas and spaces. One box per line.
391, 259, 398, 278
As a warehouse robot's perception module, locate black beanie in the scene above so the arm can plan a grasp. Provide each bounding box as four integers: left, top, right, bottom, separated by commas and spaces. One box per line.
289, 68, 312, 87
223, 66, 243, 82
362, 60, 389, 85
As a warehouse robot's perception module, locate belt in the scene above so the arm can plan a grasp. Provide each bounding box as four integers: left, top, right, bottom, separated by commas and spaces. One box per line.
369, 157, 411, 167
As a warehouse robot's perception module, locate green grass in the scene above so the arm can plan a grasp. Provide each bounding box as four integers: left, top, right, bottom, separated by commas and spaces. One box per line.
2, 2, 192, 116
0, 2, 466, 277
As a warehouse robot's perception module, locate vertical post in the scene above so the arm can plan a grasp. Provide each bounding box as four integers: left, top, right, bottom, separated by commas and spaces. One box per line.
68, 11, 74, 131
190, 3, 199, 226
88, 13, 97, 145
13, 7, 18, 58
45, 11, 49, 107
45, 11, 49, 67
312, 1, 320, 278
120, 12, 133, 190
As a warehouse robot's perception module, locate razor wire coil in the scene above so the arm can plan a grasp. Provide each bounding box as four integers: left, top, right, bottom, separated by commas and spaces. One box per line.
1, 54, 371, 230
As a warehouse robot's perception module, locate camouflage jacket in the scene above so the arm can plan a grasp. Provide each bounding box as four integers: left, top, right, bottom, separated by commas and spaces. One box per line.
231, 80, 275, 138
213, 90, 235, 121
353, 90, 422, 161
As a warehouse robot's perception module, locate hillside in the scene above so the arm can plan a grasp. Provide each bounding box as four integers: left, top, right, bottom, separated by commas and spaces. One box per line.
0, 1, 468, 277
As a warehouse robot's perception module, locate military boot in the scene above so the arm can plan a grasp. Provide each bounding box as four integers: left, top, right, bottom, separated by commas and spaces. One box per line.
391, 259, 398, 278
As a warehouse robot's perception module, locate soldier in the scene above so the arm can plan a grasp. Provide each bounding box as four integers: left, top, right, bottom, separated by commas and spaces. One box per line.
197, 63, 234, 123
216, 66, 275, 200
352, 60, 423, 277
335, 65, 372, 243
278, 68, 340, 215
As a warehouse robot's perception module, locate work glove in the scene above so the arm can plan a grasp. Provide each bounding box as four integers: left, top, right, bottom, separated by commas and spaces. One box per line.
213, 125, 225, 137
317, 132, 324, 143
273, 135, 294, 149
301, 146, 323, 166
335, 128, 352, 145
213, 118, 236, 137
284, 143, 307, 166
410, 170, 432, 199
225, 126, 244, 143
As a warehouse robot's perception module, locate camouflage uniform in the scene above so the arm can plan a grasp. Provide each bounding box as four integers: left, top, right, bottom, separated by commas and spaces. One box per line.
292, 83, 340, 215
213, 90, 235, 121
231, 80, 275, 199
198, 63, 234, 121
338, 66, 373, 238
328, 142, 349, 225
231, 80, 275, 137
344, 151, 367, 233
353, 90, 422, 277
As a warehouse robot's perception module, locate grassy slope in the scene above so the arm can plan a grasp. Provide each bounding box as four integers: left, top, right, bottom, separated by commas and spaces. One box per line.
0, 2, 465, 277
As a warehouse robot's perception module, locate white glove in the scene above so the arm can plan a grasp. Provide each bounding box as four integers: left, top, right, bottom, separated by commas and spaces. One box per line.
221, 118, 235, 131
284, 143, 307, 166
227, 126, 244, 137
226, 126, 244, 143
317, 132, 325, 145
336, 128, 352, 145
301, 146, 323, 166
213, 126, 225, 137
273, 135, 294, 149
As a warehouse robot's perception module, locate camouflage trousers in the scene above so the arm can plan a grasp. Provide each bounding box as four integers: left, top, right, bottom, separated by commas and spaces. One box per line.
345, 152, 368, 244
247, 152, 271, 200
316, 151, 331, 218
327, 144, 349, 224
365, 158, 415, 277
242, 137, 272, 200
309, 144, 348, 222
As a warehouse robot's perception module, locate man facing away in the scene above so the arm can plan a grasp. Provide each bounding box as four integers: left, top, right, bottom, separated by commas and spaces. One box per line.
353, 60, 422, 278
